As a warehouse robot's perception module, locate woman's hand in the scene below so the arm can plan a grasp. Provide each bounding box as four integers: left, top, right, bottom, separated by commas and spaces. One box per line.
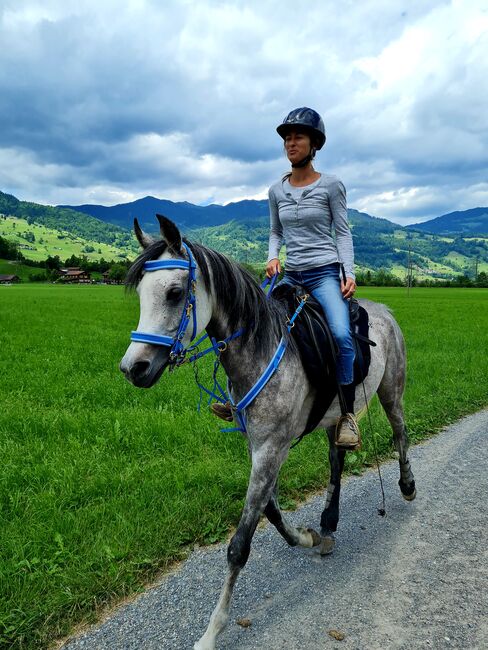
341, 276, 356, 299
266, 258, 282, 278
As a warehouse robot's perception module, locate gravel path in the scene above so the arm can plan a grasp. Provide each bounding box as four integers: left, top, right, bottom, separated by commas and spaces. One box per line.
62, 409, 488, 650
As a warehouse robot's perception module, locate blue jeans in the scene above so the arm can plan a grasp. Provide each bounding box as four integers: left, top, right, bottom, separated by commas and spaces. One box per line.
280, 263, 355, 384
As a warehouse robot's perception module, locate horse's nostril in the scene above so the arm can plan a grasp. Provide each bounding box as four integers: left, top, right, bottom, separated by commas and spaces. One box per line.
131, 360, 151, 381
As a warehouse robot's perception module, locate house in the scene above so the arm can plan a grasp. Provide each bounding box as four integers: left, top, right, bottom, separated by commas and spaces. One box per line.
59, 267, 91, 284
102, 270, 123, 285
0, 274, 20, 284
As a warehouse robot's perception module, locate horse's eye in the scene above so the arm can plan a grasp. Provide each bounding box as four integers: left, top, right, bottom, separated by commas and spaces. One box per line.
167, 287, 184, 302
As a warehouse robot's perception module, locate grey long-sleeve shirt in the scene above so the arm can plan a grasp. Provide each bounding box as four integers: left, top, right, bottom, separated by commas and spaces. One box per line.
267, 173, 355, 280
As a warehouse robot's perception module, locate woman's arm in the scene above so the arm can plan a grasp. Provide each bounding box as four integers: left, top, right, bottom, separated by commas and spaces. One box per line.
330, 179, 356, 298
267, 187, 283, 269
329, 179, 355, 281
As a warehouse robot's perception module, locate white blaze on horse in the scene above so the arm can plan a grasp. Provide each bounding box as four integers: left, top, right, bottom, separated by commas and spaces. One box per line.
120, 215, 416, 650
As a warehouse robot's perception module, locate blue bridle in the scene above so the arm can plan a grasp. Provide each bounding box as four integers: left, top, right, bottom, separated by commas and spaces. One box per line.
130, 242, 198, 363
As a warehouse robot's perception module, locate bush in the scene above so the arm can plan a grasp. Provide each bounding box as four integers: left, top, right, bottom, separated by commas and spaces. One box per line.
29, 272, 48, 282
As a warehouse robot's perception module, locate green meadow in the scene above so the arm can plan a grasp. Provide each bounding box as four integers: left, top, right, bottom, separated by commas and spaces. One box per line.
1, 284, 487, 649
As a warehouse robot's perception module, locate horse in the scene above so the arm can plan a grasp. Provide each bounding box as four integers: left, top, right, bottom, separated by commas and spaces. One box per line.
120, 214, 416, 650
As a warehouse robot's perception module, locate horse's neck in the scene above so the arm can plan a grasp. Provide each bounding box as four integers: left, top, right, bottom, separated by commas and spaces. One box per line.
205, 291, 281, 392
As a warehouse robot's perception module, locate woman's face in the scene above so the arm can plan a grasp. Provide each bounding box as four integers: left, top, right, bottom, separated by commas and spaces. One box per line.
284, 129, 312, 164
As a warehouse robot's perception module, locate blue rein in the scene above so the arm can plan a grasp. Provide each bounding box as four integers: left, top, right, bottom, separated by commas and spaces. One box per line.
129, 249, 307, 433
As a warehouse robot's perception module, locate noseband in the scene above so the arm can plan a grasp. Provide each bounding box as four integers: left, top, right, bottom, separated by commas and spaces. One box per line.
130, 242, 198, 363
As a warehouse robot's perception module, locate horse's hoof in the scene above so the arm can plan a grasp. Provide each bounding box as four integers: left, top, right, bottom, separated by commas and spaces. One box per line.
319, 536, 335, 556
297, 527, 321, 548
307, 527, 322, 547
402, 488, 417, 501
399, 479, 416, 501
194, 641, 214, 650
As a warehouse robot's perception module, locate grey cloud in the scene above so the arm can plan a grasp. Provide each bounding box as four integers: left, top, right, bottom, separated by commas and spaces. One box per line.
0, 0, 486, 224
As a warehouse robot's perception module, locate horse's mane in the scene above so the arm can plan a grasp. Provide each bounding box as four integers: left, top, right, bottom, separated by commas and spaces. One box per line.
126, 238, 293, 356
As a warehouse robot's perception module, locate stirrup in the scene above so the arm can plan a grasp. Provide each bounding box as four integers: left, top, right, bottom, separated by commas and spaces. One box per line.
210, 402, 234, 422
335, 413, 361, 450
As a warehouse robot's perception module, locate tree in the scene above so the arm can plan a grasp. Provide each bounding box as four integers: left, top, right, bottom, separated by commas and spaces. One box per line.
44, 255, 61, 270
108, 264, 127, 282
476, 271, 488, 288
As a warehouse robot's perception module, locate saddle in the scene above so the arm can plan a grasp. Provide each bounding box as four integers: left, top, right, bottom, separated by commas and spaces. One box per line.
271, 284, 376, 437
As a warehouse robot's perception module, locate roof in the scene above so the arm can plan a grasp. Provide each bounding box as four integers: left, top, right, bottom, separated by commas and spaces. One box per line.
0, 274, 19, 281
65, 270, 90, 276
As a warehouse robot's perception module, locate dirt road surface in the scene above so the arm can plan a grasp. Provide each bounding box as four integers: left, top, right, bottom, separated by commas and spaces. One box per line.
63, 408, 488, 650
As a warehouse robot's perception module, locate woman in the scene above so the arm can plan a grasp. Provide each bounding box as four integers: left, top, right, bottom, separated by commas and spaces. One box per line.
266, 107, 360, 449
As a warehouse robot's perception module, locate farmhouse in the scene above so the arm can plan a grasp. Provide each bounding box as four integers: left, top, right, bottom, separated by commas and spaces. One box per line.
0, 274, 20, 284
59, 267, 91, 284
102, 270, 123, 285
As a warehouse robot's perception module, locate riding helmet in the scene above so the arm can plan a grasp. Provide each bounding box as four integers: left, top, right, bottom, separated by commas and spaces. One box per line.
276, 107, 326, 150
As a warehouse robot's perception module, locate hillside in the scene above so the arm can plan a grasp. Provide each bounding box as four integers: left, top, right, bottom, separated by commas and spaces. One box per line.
407, 207, 488, 235
0, 258, 36, 282
0, 215, 134, 263
189, 217, 488, 280
0, 191, 137, 252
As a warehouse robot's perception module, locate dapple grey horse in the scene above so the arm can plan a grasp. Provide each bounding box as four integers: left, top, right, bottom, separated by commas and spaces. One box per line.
120, 215, 416, 650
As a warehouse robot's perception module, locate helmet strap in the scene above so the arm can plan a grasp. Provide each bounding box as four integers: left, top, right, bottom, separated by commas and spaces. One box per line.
291, 146, 316, 169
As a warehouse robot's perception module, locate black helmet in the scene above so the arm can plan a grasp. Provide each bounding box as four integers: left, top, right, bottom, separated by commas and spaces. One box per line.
276, 107, 326, 150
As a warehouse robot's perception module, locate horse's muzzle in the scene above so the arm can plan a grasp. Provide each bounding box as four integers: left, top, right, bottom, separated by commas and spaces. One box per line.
120, 348, 170, 388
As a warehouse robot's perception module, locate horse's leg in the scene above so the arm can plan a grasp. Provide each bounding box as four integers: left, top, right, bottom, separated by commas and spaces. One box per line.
194, 441, 289, 650
378, 390, 416, 500
377, 331, 416, 501
264, 482, 322, 548
319, 424, 346, 555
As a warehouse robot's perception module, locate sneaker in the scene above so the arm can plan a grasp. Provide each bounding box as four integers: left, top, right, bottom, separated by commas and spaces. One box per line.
335, 413, 361, 449
210, 402, 234, 422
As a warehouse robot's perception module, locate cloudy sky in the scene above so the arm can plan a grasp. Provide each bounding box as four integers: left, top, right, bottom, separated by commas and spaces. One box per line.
0, 0, 486, 224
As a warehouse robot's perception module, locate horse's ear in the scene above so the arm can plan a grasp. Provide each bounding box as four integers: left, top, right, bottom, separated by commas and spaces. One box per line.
156, 214, 182, 253
134, 218, 155, 249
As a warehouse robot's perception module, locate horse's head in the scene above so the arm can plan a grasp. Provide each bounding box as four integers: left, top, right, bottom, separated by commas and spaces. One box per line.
120, 215, 213, 388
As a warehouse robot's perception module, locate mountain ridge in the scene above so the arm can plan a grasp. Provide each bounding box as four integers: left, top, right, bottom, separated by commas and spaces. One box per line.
1, 189, 487, 280
62, 194, 488, 236
407, 207, 488, 235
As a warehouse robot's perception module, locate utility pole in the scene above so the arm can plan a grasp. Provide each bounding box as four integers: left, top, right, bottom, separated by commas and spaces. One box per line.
406, 245, 412, 296
474, 257, 479, 281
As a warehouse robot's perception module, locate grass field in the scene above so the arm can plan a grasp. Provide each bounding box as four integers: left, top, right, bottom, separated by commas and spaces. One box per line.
1, 285, 487, 649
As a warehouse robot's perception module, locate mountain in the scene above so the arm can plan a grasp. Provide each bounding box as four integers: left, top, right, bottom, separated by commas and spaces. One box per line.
64, 196, 488, 239
407, 207, 488, 235
2, 189, 487, 280
60, 196, 269, 231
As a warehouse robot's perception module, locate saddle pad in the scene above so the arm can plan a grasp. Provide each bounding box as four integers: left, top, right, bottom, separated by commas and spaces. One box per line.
271, 283, 374, 437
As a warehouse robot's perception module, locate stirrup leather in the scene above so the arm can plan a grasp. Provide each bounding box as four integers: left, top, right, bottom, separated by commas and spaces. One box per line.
335, 413, 361, 450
